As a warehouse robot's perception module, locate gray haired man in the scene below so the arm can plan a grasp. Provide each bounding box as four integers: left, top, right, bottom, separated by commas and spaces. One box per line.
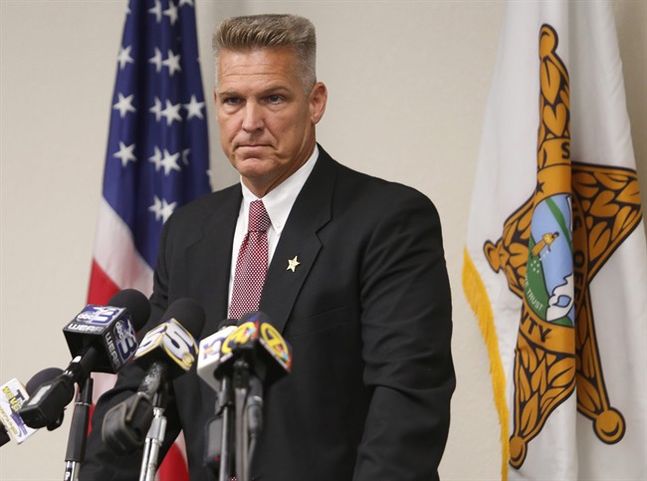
82, 14, 454, 481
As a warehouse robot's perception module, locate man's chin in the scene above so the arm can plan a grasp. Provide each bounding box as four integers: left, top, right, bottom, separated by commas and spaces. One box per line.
234, 155, 270, 169
234, 157, 273, 178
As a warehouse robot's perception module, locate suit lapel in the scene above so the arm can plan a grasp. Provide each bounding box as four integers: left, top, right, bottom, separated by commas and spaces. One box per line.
260, 149, 337, 333
185, 185, 242, 337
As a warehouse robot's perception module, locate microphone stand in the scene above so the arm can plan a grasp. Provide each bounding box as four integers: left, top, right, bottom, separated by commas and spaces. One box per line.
139, 384, 168, 481
218, 376, 235, 481
246, 376, 263, 478
204, 377, 235, 480
233, 359, 250, 481
63, 376, 93, 481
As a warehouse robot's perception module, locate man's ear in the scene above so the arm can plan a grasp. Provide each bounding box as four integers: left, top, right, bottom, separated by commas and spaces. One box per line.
309, 82, 328, 124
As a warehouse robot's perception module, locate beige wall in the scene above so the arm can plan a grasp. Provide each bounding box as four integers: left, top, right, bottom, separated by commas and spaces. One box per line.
0, 1, 644, 480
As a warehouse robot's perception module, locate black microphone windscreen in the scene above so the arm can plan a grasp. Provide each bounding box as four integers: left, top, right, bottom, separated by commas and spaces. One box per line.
108, 289, 151, 332
25, 368, 64, 395
162, 298, 206, 338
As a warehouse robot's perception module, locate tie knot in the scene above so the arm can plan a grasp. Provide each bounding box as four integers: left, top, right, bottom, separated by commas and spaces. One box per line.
248, 200, 270, 232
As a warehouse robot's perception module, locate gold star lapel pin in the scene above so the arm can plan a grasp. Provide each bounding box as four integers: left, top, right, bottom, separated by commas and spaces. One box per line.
286, 256, 300, 272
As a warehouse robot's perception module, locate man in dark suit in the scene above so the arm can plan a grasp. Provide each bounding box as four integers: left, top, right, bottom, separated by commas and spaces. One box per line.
81, 14, 454, 481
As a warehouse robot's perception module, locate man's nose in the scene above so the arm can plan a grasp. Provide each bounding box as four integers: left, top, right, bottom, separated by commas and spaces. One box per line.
241, 102, 264, 132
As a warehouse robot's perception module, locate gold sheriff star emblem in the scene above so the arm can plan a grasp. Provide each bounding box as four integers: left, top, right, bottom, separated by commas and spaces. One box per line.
482, 24, 642, 468
286, 256, 300, 272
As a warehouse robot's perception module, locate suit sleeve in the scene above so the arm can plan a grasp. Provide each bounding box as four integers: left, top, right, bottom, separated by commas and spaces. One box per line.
352, 189, 455, 481
79, 216, 182, 481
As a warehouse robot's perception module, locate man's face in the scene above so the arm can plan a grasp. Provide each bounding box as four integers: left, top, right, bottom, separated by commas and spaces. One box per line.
215, 47, 327, 197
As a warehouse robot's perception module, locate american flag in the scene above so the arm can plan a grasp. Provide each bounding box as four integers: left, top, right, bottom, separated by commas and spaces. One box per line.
87, 0, 211, 479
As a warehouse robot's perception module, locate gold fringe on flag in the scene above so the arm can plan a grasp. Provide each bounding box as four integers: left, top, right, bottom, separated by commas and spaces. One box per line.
462, 249, 510, 481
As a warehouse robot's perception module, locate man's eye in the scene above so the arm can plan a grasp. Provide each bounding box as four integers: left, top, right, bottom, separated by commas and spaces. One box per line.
223, 97, 241, 106
266, 95, 284, 104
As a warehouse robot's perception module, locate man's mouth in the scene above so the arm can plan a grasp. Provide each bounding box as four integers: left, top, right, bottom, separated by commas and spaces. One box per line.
237, 143, 270, 148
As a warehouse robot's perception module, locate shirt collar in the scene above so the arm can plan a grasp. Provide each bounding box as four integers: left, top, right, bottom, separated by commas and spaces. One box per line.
240, 145, 319, 231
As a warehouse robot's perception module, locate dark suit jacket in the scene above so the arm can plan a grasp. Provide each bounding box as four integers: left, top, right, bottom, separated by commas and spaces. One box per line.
81, 147, 455, 481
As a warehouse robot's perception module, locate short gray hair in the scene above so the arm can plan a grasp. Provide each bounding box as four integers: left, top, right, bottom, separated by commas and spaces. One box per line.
213, 14, 317, 88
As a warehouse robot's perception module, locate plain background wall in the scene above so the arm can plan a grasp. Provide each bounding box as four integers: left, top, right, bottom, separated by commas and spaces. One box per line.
0, 1, 644, 480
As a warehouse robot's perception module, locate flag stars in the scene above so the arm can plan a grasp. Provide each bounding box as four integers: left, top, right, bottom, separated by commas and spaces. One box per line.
148, 0, 162, 23
162, 49, 182, 76
113, 93, 136, 118
161, 149, 181, 175
182, 148, 190, 165
114, 141, 137, 167
149, 146, 163, 171
161, 99, 182, 125
149, 97, 163, 121
163, 1, 178, 25
150, 48, 181, 76
117, 45, 134, 70
149, 48, 163, 73
179, 0, 194, 7
184, 95, 204, 119
150, 147, 182, 175
149, 196, 177, 223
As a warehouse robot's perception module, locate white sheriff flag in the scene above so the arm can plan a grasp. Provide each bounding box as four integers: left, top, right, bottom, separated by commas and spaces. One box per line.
463, 2, 647, 481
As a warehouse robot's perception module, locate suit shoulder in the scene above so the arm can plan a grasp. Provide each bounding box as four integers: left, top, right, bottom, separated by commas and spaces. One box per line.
331, 159, 439, 217
168, 184, 240, 226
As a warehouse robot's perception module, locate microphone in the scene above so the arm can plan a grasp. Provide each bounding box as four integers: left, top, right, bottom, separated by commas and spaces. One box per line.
235, 312, 291, 450
101, 298, 205, 453
19, 289, 150, 429
197, 319, 238, 473
215, 312, 293, 481
216, 311, 292, 381
197, 319, 238, 392
0, 368, 64, 447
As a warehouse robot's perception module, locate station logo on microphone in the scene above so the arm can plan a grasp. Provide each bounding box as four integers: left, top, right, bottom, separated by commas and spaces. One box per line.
0, 379, 36, 443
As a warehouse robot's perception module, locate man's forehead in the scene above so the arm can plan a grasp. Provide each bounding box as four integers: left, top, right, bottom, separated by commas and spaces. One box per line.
216, 70, 296, 93
215, 82, 292, 97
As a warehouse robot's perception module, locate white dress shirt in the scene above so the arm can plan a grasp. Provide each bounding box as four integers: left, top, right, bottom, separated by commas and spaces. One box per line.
227, 145, 319, 309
